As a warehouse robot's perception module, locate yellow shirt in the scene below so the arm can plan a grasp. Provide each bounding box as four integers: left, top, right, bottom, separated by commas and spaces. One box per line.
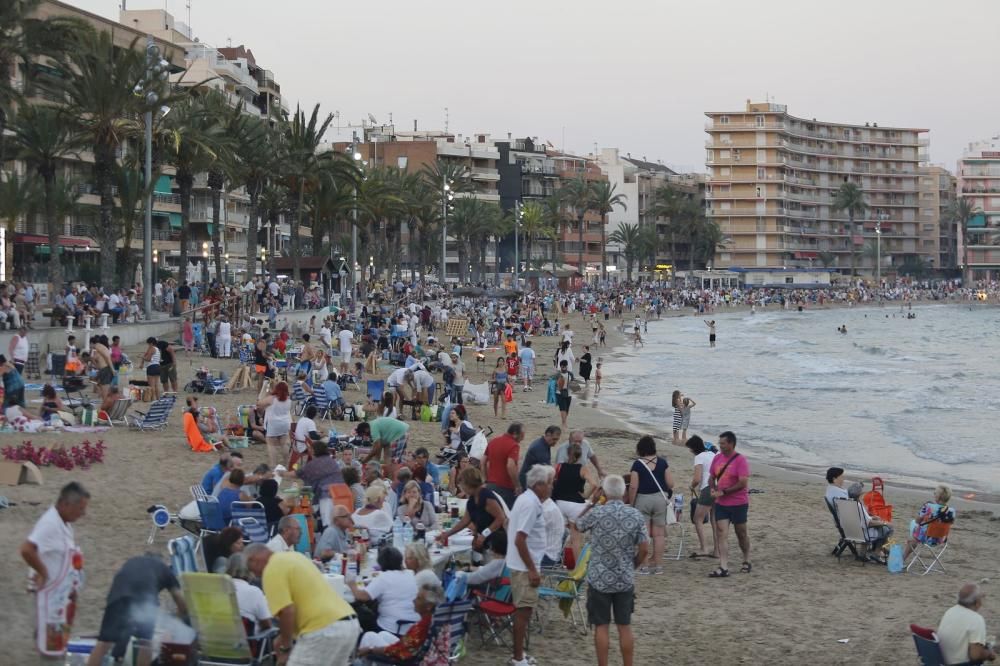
504, 339, 518, 355
262, 552, 353, 636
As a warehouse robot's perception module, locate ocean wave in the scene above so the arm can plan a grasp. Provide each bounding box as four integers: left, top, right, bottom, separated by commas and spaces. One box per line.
852, 343, 892, 356
744, 375, 858, 392
764, 335, 817, 347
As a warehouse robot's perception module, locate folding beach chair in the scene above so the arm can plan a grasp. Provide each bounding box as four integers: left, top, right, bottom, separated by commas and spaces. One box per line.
825, 499, 861, 561
97, 397, 133, 427
168, 535, 200, 575
472, 567, 519, 649
310, 384, 333, 420
906, 509, 956, 575
432, 597, 476, 661
909, 624, 946, 666
834, 498, 878, 563
538, 544, 590, 634
181, 572, 277, 666
197, 497, 226, 533
230, 502, 269, 543
367, 379, 385, 402
125, 394, 177, 431
236, 404, 254, 431
291, 381, 310, 415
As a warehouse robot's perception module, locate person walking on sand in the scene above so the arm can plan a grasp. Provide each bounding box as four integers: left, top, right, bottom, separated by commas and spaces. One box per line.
708, 431, 751, 578
556, 360, 574, 429
704, 320, 716, 348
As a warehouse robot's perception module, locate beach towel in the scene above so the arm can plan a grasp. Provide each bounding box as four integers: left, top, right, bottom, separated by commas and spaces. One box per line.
183, 412, 216, 453
546, 377, 557, 405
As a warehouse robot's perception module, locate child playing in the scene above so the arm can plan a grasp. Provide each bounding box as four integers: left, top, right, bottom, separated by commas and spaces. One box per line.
595, 360, 603, 396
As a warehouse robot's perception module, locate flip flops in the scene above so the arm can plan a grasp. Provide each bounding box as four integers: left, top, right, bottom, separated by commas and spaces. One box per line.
740, 561, 752, 574
709, 568, 730, 578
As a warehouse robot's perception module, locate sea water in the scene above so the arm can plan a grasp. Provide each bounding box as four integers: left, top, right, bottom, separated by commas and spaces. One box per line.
600, 303, 1000, 492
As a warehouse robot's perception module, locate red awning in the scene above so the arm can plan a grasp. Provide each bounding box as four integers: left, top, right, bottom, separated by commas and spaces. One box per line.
15, 234, 91, 248
794, 251, 819, 259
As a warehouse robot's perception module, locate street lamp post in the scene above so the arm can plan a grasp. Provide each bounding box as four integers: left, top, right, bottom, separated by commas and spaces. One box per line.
201, 241, 209, 285
351, 139, 362, 302
514, 200, 521, 289
260, 245, 266, 279
875, 210, 889, 299
224, 253, 229, 284
441, 178, 451, 286
139, 37, 169, 320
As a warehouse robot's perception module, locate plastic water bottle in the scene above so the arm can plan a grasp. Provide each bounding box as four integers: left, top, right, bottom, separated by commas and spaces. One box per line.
673, 493, 684, 521
392, 517, 404, 551
402, 520, 414, 545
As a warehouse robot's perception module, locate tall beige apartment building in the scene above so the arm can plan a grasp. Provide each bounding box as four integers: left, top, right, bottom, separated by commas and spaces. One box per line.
705, 101, 929, 273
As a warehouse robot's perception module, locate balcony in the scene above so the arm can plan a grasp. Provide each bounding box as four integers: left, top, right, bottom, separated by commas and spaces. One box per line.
470, 167, 500, 181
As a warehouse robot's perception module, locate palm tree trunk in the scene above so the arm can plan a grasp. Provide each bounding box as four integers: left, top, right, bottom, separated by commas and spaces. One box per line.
600, 213, 607, 282
669, 233, 678, 286
626, 258, 634, 283
849, 212, 857, 277
292, 183, 304, 283
211, 186, 222, 284
42, 176, 63, 289
247, 188, 259, 279
576, 214, 584, 272
178, 174, 193, 282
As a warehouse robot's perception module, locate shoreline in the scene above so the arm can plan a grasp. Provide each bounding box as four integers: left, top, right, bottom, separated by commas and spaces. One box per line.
591, 304, 1000, 510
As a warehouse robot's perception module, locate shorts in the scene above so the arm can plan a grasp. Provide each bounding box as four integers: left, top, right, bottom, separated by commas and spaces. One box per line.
556, 499, 587, 521
3, 387, 25, 408
634, 493, 669, 526
586, 588, 635, 626
714, 503, 749, 525
390, 434, 408, 463
556, 395, 572, 412
509, 569, 539, 609
340, 350, 351, 363
97, 366, 114, 386
98, 598, 156, 659
709, 334, 717, 342
520, 364, 534, 380
145, 364, 161, 378
161, 364, 177, 386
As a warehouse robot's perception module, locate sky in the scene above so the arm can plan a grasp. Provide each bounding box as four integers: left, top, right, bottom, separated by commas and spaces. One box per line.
65, 0, 1000, 174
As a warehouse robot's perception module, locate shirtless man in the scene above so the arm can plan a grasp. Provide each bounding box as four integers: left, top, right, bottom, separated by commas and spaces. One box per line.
299, 333, 317, 377
90, 336, 115, 399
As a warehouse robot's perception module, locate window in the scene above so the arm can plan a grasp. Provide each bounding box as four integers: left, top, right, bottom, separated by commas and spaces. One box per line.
733, 149, 741, 161
720, 167, 731, 176
756, 116, 765, 127
757, 167, 766, 179
719, 116, 730, 125
785, 276, 794, 284
719, 149, 731, 159
755, 186, 763, 198
720, 133, 731, 144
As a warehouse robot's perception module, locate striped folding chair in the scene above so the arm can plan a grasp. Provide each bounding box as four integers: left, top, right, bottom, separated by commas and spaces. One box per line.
230, 501, 270, 543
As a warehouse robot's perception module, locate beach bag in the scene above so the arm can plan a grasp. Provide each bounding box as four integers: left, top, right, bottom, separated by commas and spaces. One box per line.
503, 383, 513, 403
546, 377, 557, 405
887, 543, 904, 573
420, 405, 433, 422
467, 432, 488, 461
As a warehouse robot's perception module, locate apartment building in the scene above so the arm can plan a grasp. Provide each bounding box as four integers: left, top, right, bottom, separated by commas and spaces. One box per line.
495, 137, 608, 277
956, 137, 1000, 278
917, 166, 957, 272
329, 127, 500, 282
4, 1, 186, 284
705, 101, 929, 274
123, 8, 288, 280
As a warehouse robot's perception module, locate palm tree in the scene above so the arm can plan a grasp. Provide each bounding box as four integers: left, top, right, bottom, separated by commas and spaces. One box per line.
257, 183, 289, 278
831, 182, 868, 277
818, 251, 837, 269
0, 174, 37, 277
233, 117, 279, 279
283, 104, 334, 282
560, 175, 593, 272
114, 160, 156, 288
518, 201, 548, 271
648, 184, 689, 282
8, 104, 80, 287
588, 181, 627, 281
690, 216, 727, 270
540, 194, 566, 270
945, 199, 979, 284
0, 0, 83, 165
200, 92, 240, 284
608, 222, 643, 282
60, 30, 179, 287
636, 224, 661, 281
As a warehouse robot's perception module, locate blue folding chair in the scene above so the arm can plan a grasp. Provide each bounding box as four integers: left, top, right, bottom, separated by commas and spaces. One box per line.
289, 513, 311, 554
367, 379, 384, 402
910, 624, 946, 666
230, 502, 270, 543
126, 394, 177, 431
197, 497, 226, 532
310, 385, 333, 420
434, 597, 476, 661
291, 381, 310, 415
168, 535, 200, 575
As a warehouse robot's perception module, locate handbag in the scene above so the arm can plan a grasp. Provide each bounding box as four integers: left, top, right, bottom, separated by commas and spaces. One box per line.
636, 457, 677, 525
503, 383, 513, 403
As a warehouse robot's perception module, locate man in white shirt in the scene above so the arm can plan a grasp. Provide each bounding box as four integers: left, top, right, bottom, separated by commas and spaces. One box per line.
20, 482, 89, 660
337, 326, 354, 373
412, 368, 436, 405
554, 430, 605, 477
937, 583, 996, 665
505, 464, 555, 666
319, 323, 333, 349
265, 516, 301, 553
561, 325, 574, 345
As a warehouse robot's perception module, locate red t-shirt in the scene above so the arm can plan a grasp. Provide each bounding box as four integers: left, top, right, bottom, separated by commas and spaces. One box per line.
484, 434, 520, 489
506, 357, 520, 375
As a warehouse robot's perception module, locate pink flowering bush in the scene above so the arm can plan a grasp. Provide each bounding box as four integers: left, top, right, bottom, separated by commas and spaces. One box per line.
1, 440, 106, 471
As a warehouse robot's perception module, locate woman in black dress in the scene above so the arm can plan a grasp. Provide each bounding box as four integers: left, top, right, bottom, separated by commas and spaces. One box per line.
578, 345, 593, 386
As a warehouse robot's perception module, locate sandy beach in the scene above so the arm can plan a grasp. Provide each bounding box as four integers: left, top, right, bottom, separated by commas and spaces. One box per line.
1, 307, 998, 666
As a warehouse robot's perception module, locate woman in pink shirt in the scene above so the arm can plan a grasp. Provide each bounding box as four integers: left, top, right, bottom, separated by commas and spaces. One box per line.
708, 431, 751, 578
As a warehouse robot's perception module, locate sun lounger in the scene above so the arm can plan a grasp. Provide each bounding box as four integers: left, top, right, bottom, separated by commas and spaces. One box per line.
181, 572, 277, 666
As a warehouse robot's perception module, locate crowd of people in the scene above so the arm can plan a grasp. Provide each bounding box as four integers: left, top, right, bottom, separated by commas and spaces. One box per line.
10, 276, 999, 666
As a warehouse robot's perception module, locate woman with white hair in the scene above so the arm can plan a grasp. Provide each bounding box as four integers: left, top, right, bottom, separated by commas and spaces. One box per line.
352, 484, 394, 538
356, 574, 446, 662
225, 553, 273, 634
